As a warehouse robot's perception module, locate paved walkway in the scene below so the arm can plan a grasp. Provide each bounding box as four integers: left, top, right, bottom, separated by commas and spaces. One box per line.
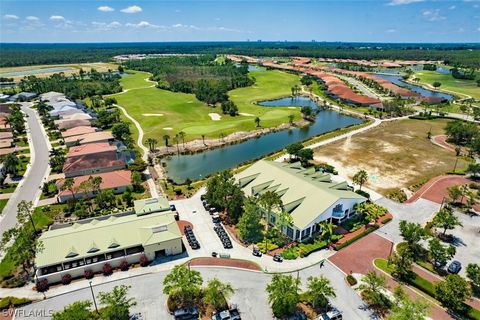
405, 175, 473, 205
329, 233, 453, 320
115, 104, 158, 198
0, 193, 13, 200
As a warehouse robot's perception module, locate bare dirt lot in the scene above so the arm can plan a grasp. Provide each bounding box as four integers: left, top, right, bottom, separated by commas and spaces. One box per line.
313, 118, 470, 195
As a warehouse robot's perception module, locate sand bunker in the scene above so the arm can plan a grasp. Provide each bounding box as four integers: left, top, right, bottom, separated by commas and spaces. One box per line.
143, 113, 164, 116
239, 113, 254, 116
209, 113, 221, 121
163, 127, 173, 130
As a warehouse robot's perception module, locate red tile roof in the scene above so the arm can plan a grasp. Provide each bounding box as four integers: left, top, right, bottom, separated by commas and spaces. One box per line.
57, 170, 132, 197
63, 153, 125, 174
61, 126, 97, 139
67, 142, 117, 158
57, 119, 91, 130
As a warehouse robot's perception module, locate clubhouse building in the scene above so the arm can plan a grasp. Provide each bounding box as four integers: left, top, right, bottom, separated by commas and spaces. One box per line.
235, 160, 366, 242
35, 199, 183, 284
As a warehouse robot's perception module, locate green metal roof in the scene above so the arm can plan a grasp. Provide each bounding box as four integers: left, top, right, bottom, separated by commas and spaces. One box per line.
235, 160, 365, 230
36, 211, 181, 267
134, 196, 170, 215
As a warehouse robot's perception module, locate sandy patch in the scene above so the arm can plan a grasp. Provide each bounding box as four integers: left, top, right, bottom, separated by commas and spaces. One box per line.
187, 101, 194, 104
288, 107, 296, 109
239, 113, 254, 116
209, 113, 221, 121
163, 127, 173, 130
142, 113, 164, 116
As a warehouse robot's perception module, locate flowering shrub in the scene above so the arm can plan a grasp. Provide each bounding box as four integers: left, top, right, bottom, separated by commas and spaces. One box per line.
84, 269, 94, 279
120, 259, 129, 271
139, 254, 149, 267
36, 279, 49, 292
102, 263, 113, 276
61, 274, 72, 285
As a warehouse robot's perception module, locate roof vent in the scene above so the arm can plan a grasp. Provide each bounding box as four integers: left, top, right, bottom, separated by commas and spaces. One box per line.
145, 198, 159, 204
151, 225, 168, 233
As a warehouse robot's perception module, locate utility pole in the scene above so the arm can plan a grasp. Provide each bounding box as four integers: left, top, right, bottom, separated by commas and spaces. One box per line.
89, 281, 99, 314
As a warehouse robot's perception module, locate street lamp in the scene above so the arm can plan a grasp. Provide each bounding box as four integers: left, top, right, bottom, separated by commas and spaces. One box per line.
88, 280, 99, 314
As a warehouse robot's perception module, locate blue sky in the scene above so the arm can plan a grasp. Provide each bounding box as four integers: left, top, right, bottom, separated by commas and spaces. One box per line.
1, 0, 479, 43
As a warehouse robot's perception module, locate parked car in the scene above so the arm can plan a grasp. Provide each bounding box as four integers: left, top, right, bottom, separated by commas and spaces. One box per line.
317, 307, 342, 320
200, 194, 206, 201
170, 204, 177, 211
273, 253, 283, 263
211, 308, 241, 320
212, 214, 221, 223
252, 246, 262, 257
173, 307, 199, 320
447, 260, 462, 274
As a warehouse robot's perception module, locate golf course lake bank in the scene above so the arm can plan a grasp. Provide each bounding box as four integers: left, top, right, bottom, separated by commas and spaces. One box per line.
162, 107, 363, 184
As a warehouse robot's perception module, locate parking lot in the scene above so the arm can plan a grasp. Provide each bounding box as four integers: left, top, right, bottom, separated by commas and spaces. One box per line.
16, 262, 376, 320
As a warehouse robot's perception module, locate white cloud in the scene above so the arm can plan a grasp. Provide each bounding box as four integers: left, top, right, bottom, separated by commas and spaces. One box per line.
478, 27, 480, 31
4, 14, 19, 20
26, 16, 39, 21
120, 5, 142, 14
92, 21, 122, 30
126, 21, 160, 28
449, 5, 456, 10
215, 17, 221, 21
421, 9, 446, 21
387, 0, 424, 6
386, 28, 397, 33
98, 6, 114, 12
49, 15, 66, 22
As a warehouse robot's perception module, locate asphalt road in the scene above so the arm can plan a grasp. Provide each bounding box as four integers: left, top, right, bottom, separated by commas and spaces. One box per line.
15, 262, 376, 320
0, 103, 50, 235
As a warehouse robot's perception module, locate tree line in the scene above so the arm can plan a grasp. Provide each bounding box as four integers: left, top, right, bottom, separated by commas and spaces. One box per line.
124, 55, 254, 105
18, 69, 122, 100
2, 42, 479, 68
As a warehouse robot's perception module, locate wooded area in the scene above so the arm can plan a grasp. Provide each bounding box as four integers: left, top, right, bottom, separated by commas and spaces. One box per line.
1, 42, 479, 68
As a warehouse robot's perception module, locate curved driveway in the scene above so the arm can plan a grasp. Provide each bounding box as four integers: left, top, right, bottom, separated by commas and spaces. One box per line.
0, 103, 50, 235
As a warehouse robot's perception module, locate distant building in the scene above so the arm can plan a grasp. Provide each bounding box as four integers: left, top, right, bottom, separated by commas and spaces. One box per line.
64, 131, 114, 147
235, 160, 366, 242
35, 211, 183, 284
9, 92, 37, 102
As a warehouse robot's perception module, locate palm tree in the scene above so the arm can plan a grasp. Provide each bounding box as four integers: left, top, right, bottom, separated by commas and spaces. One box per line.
319, 220, 334, 242
145, 138, 158, 152
201, 134, 206, 146
173, 134, 180, 155
254, 117, 261, 127
162, 134, 170, 148
178, 131, 186, 149
266, 274, 300, 318
353, 170, 368, 191
163, 265, 203, 307
61, 178, 76, 203
288, 114, 294, 125
306, 276, 336, 310
202, 278, 235, 311
220, 132, 225, 142
257, 191, 283, 251
359, 271, 387, 293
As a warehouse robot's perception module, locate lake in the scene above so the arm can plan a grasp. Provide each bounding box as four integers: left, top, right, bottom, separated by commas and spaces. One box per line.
374, 73, 453, 101
162, 97, 362, 183
0, 67, 74, 77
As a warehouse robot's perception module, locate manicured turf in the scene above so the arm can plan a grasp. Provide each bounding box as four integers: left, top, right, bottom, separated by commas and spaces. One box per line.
414, 70, 480, 100
112, 70, 302, 143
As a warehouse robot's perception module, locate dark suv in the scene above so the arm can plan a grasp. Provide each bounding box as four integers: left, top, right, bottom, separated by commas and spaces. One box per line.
173, 307, 199, 320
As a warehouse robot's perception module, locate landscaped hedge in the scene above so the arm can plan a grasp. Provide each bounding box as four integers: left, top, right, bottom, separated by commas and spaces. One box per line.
355, 189, 370, 199
334, 225, 379, 251
0, 296, 31, 310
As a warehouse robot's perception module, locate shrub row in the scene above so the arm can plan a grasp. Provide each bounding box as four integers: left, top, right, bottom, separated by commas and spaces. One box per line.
333, 225, 379, 251
0, 297, 31, 310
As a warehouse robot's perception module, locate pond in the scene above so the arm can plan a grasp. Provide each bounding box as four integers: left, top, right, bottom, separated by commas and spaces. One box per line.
258, 96, 319, 108
162, 97, 363, 183
0, 67, 74, 77
374, 73, 453, 101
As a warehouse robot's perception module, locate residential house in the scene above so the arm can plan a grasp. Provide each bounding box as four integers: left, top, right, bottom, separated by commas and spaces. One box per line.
57, 119, 92, 130
64, 131, 114, 147
63, 152, 125, 178
235, 160, 366, 242
9, 92, 37, 102
61, 126, 98, 139
56, 170, 132, 203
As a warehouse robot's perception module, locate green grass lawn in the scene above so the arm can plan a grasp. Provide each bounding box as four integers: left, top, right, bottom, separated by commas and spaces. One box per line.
0, 199, 8, 213
0, 204, 65, 282
112, 70, 302, 143
414, 70, 480, 100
